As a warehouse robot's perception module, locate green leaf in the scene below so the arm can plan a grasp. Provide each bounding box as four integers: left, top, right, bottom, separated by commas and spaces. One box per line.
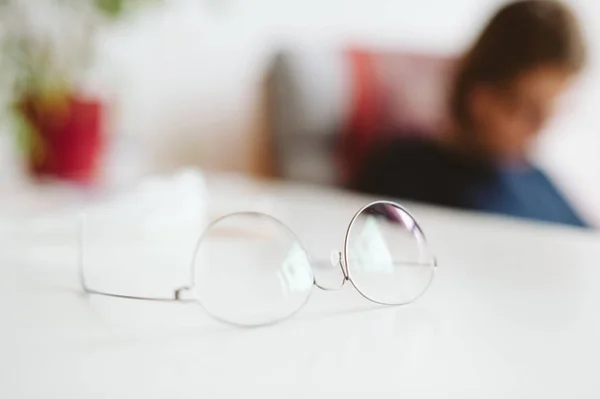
95, 0, 126, 17
95, 0, 160, 18
10, 107, 35, 155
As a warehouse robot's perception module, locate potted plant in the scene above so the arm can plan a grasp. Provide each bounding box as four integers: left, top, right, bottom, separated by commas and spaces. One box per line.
0, 0, 157, 184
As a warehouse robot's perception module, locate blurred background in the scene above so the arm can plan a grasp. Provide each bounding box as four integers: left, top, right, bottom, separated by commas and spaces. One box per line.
0, 0, 598, 223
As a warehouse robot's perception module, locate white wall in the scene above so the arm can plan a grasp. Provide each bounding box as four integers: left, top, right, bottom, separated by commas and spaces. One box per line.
93, 0, 600, 222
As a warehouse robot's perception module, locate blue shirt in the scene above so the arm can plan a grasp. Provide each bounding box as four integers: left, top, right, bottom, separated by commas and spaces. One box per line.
354, 139, 588, 228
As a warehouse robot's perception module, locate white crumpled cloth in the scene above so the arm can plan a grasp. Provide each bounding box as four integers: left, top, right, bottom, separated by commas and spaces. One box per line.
0, 169, 209, 284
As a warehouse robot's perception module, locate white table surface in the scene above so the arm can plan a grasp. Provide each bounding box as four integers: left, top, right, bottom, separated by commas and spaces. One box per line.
1, 172, 600, 398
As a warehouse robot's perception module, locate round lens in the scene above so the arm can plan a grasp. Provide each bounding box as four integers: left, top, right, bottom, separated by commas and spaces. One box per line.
192, 212, 314, 326
345, 202, 435, 305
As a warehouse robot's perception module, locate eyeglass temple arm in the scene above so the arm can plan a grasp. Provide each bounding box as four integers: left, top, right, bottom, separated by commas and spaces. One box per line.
77, 214, 194, 302
310, 255, 437, 292
310, 259, 437, 271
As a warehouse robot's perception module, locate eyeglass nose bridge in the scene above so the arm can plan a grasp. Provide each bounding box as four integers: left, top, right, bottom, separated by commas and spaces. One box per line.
313, 251, 348, 291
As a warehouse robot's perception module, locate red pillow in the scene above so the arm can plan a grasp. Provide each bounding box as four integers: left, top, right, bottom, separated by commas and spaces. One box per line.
339, 48, 457, 183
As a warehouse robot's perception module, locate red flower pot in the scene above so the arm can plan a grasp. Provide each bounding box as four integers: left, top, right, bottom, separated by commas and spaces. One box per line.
22, 96, 104, 184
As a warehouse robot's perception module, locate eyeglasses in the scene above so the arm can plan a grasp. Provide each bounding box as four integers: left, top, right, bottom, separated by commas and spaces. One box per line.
79, 200, 437, 327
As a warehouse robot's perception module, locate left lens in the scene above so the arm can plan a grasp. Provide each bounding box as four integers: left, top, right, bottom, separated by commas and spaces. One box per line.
192, 212, 314, 326
345, 202, 435, 305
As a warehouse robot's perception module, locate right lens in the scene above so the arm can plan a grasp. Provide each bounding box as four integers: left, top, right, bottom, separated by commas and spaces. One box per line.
345, 202, 436, 305
192, 212, 314, 326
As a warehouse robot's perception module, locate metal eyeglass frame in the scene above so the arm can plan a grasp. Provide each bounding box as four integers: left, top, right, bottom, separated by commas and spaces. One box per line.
78, 200, 438, 327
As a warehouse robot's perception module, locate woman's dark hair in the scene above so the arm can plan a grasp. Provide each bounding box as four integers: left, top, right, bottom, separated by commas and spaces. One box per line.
451, 0, 586, 130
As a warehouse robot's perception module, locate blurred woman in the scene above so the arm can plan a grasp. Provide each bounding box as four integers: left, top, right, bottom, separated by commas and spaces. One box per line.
354, 0, 589, 227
